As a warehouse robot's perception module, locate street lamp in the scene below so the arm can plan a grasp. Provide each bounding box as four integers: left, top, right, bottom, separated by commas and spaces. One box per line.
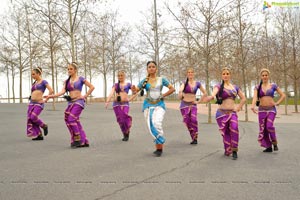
153, 0, 159, 76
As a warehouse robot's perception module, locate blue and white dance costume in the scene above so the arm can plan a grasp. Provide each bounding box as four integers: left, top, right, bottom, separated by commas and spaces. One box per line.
138, 77, 171, 150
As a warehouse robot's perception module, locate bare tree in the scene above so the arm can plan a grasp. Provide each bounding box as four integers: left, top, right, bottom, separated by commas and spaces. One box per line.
2, 4, 30, 103
105, 11, 130, 84
134, 2, 170, 76
274, 9, 289, 115
166, 0, 234, 123
0, 46, 17, 103
230, 0, 257, 121
286, 9, 300, 113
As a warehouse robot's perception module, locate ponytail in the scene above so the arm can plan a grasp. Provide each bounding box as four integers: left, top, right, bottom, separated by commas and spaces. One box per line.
216, 80, 224, 105
256, 80, 262, 106
116, 80, 121, 102
140, 74, 150, 96
63, 76, 72, 101
65, 76, 71, 92
183, 78, 188, 93
181, 78, 189, 100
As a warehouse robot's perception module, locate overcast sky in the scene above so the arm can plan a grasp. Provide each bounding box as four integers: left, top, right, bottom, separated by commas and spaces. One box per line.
0, 0, 156, 24
0, 0, 298, 99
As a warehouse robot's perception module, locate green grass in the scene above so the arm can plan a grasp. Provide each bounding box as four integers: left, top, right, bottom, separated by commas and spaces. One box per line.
241, 97, 300, 105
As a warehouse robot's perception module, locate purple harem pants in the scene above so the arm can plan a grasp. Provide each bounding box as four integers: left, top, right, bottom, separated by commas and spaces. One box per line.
64, 99, 89, 145
180, 101, 198, 140
27, 102, 45, 138
258, 106, 277, 148
112, 102, 132, 136
216, 109, 239, 155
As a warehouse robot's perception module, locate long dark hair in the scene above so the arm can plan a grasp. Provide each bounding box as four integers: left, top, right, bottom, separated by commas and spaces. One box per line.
65, 76, 71, 92
256, 80, 262, 106
140, 74, 150, 96
116, 80, 121, 102
63, 75, 72, 101
216, 80, 224, 105
181, 78, 188, 100
183, 78, 188, 93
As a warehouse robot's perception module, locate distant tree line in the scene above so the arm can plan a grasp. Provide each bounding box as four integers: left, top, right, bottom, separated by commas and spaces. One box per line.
0, 0, 299, 121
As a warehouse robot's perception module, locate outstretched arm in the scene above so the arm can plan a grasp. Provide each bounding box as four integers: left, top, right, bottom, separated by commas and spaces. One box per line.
196, 85, 208, 103
178, 84, 184, 100
45, 81, 67, 102
44, 84, 54, 103
251, 89, 258, 114
105, 86, 115, 108
46, 84, 54, 96
201, 87, 219, 103
128, 85, 141, 102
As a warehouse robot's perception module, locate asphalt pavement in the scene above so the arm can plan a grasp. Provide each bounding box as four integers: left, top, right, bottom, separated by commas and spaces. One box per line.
0, 102, 299, 200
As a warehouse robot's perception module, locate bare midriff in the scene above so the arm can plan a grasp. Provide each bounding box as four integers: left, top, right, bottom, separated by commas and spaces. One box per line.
31, 90, 44, 103
69, 90, 82, 101
115, 92, 129, 102
183, 93, 196, 102
260, 96, 275, 107
218, 98, 235, 110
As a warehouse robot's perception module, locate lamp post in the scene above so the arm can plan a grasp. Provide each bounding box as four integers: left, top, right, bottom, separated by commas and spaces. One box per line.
153, 0, 160, 75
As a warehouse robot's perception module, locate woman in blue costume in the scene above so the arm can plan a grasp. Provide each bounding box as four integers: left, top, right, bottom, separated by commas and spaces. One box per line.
132, 61, 175, 156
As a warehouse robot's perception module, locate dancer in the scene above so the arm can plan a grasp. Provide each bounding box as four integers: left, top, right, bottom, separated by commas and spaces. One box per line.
251, 68, 285, 152
46, 62, 94, 148
132, 61, 175, 156
105, 70, 134, 141
27, 67, 53, 140
203, 67, 246, 160
178, 68, 207, 144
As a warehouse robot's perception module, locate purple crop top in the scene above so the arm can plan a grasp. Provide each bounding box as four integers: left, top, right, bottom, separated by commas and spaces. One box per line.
255, 83, 278, 98
114, 82, 132, 94
183, 81, 201, 94
215, 84, 239, 100
31, 80, 48, 93
66, 76, 86, 92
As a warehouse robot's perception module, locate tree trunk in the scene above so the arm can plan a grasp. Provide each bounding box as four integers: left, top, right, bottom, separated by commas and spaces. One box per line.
294, 79, 298, 113
12, 63, 16, 103
6, 63, 10, 103
238, 0, 248, 122
68, 0, 76, 61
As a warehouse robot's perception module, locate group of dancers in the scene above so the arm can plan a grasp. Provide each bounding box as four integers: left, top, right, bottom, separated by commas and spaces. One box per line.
27, 61, 285, 159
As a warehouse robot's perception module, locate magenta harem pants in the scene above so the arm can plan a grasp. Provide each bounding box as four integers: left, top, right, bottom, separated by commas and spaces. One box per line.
216, 109, 239, 155
27, 102, 45, 138
258, 106, 277, 148
112, 102, 132, 135
180, 101, 198, 140
64, 100, 89, 145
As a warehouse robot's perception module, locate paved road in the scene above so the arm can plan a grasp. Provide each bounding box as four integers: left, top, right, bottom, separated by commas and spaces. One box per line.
0, 102, 299, 200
